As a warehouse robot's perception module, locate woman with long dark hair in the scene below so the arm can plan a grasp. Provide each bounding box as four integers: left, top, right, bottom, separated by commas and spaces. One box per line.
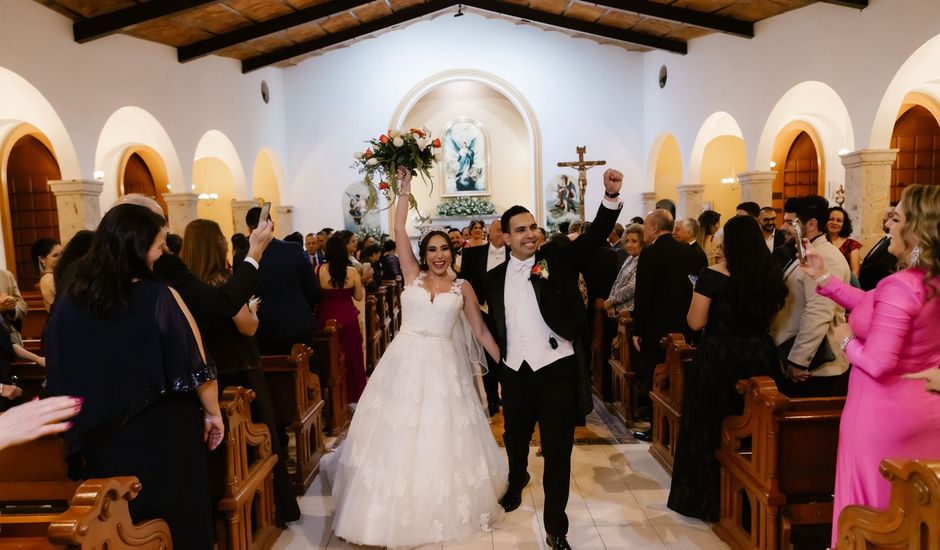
667, 215, 788, 522
54, 230, 94, 295
179, 219, 300, 525
31, 237, 62, 310
827, 205, 861, 279
44, 204, 222, 549
697, 210, 721, 265
316, 234, 366, 402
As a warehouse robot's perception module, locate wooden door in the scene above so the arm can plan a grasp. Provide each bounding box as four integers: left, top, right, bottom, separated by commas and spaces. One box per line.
772, 131, 820, 224
891, 105, 940, 204
122, 152, 167, 215
4, 135, 61, 289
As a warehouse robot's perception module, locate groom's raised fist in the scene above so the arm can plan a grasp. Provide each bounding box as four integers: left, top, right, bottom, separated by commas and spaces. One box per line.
603, 169, 624, 194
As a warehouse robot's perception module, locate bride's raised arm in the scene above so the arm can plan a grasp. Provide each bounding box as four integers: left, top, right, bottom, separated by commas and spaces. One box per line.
460, 283, 501, 362
394, 166, 420, 284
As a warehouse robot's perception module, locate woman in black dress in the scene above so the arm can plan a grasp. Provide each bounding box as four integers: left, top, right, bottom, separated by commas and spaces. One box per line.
45, 204, 223, 550
667, 215, 788, 521
179, 219, 300, 525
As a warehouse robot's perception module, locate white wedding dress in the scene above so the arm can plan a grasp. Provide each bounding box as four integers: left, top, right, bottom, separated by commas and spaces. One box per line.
325, 273, 508, 548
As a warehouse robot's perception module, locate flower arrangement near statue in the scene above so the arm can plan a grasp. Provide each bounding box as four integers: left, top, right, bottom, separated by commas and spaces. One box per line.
352, 128, 441, 211
436, 196, 497, 217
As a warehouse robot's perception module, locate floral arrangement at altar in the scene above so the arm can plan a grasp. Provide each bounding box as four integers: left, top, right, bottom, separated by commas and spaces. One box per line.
352, 127, 441, 211
354, 225, 384, 243
436, 196, 497, 217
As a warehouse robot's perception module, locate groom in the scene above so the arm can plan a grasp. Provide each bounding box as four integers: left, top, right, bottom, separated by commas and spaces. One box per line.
484, 169, 623, 550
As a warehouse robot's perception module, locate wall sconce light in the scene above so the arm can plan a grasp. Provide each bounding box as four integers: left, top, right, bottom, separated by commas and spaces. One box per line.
835, 184, 845, 206
769, 161, 777, 169
93, 170, 105, 181
837, 148, 851, 156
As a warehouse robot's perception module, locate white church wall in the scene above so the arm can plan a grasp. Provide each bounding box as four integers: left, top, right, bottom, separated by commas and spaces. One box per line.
282, 13, 645, 233
641, 0, 940, 200
0, 0, 289, 267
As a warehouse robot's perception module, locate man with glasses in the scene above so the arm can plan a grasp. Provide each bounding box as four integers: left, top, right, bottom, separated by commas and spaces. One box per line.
759, 206, 786, 252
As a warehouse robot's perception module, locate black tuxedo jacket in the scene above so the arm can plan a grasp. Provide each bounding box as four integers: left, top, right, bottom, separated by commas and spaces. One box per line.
484, 203, 621, 359
858, 236, 898, 291
153, 253, 259, 319
254, 239, 320, 344
461, 243, 506, 308
772, 230, 787, 251
631, 234, 707, 342
689, 242, 708, 270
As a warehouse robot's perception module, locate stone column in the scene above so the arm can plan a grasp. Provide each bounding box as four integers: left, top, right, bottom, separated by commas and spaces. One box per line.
273, 205, 295, 237
841, 149, 898, 249
162, 193, 199, 235
48, 179, 104, 242
737, 170, 776, 207
676, 184, 706, 219
640, 192, 657, 216
231, 199, 258, 236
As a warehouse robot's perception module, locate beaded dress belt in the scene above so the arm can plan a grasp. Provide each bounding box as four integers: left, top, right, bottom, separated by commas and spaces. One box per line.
399, 328, 450, 340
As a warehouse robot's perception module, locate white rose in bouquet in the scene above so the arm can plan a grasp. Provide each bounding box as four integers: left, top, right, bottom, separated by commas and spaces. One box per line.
393, 136, 404, 147
416, 137, 428, 149
366, 157, 378, 166
388, 129, 400, 138
353, 151, 364, 160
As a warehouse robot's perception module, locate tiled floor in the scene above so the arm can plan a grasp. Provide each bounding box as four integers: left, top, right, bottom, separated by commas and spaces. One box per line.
273, 443, 730, 549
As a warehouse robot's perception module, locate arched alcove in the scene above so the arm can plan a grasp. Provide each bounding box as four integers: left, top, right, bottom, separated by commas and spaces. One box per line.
699, 136, 747, 220
647, 133, 682, 207
118, 146, 170, 215
95, 106, 184, 211
194, 130, 247, 239
389, 70, 542, 230
1, 130, 61, 286
0, 66, 79, 270
769, 123, 825, 222
756, 81, 854, 202
890, 102, 940, 203
252, 148, 283, 206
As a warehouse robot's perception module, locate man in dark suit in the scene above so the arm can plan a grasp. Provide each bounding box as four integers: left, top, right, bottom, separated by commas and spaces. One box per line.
673, 217, 709, 267
631, 209, 708, 440
759, 207, 787, 252
304, 232, 325, 267
246, 207, 320, 354
484, 169, 623, 550
459, 219, 507, 416
859, 206, 899, 290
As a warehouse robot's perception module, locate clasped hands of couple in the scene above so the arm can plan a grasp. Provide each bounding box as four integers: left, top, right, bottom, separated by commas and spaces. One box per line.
795, 239, 940, 392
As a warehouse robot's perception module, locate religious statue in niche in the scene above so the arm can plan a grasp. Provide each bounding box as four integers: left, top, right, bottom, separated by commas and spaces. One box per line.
442, 117, 489, 196
342, 181, 380, 232
545, 174, 582, 234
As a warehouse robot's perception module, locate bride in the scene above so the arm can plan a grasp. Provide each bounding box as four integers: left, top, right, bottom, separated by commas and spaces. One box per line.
325, 166, 508, 548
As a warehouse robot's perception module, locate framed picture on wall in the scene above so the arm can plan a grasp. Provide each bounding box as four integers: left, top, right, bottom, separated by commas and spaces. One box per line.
441, 117, 489, 197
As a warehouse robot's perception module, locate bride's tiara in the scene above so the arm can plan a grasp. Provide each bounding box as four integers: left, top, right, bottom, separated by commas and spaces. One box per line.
418, 224, 450, 242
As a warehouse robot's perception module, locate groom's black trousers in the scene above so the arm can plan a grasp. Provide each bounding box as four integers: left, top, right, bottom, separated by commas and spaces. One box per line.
499, 356, 577, 537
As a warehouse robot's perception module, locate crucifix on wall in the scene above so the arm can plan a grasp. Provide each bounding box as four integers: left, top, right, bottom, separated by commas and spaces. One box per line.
557, 146, 606, 225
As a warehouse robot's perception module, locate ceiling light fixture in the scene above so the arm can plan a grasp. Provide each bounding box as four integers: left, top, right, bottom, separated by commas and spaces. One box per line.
455, 4, 464, 17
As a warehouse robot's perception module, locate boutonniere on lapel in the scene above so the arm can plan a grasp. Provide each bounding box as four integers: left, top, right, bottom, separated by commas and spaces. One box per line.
530, 259, 550, 281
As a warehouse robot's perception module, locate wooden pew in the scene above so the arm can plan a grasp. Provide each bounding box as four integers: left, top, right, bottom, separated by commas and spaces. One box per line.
214, 386, 280, 550
3, 360, 46, 407
381, 281, 400, 337
713, 376, 845, 550
312, 320, 349, 436
590, 300, 606, 398
836, 458, 940, 550
606, 311, 636, 427
0, 435, 172, 549
261, 344, 326, 495
20, 289, 47, 353
364, 295, 383, 376
649, 333, 695, 474
371, 286, 390, 351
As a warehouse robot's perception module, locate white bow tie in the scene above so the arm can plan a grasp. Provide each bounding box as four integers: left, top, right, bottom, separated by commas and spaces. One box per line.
508, 256, 535, 274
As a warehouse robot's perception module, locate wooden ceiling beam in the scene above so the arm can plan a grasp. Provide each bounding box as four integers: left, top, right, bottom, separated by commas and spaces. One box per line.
242, 0, 688, 73
73, 0, 221, 43
591, 0, 753, 38
816, 0, 868, 8
465, 0, 687, 53
178, 0, 374, 62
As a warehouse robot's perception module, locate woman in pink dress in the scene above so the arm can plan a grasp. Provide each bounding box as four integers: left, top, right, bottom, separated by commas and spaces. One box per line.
800, 184, 940, 548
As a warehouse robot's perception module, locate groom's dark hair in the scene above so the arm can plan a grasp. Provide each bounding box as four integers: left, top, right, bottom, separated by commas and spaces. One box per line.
501, 205, 531, 233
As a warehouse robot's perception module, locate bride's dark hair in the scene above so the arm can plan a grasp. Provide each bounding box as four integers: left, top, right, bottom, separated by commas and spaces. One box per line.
418, 231, 452, 270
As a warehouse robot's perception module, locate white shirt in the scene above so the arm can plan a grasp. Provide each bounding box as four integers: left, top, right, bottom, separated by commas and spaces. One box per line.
486, 243, 506, 272
765, 230, 776, 252
503, 254, 575, 372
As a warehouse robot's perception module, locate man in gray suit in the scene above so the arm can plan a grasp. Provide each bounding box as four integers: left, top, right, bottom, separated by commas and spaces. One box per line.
771, 195, 851, 397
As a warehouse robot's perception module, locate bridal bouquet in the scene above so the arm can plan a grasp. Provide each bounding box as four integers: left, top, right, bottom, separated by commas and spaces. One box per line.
352, 128, 441, 211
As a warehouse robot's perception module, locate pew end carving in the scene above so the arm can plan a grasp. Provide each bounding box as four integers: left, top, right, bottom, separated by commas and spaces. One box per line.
607, 311, 635, 427
214, 386, 280, 550
649, 333, 695, 474
261, 344, 326, 495
837, 458, 940, 550
714, 376, 845, 550
313, 320, 349, 436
